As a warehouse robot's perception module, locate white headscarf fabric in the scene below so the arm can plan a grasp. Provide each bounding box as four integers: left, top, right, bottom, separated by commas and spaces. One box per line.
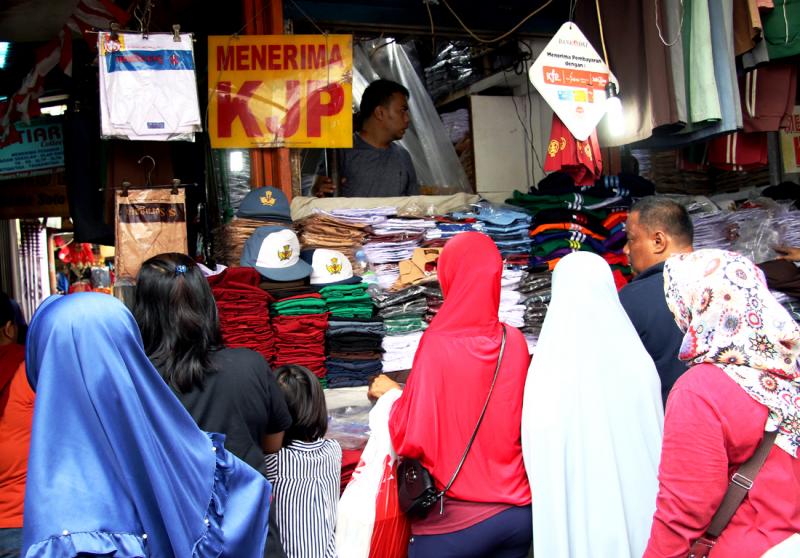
522, 252, 663, 558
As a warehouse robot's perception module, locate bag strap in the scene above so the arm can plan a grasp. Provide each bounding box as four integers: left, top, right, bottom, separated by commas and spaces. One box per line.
697, 429, 778, 546
439, 325, 507, 499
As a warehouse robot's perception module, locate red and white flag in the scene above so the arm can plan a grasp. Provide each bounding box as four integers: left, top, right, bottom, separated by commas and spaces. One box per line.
0, 0, 130, 146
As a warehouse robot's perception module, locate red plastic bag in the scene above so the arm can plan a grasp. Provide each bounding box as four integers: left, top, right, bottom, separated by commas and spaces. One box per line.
368, 454, 410, 558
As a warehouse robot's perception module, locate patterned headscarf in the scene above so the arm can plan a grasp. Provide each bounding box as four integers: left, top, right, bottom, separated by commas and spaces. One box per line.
664, 249, 800, 457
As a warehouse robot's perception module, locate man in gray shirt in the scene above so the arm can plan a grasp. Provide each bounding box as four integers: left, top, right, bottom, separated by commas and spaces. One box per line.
312, 79, 419, 198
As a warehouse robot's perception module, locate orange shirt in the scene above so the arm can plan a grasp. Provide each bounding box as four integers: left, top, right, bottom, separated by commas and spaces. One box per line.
0, 361, 34, 527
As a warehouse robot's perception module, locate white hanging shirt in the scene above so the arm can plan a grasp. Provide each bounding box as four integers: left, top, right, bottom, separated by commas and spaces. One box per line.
98, 32, 201, 141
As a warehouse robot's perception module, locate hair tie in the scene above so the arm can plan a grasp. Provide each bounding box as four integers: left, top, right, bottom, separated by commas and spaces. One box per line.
175, 264, 187, 276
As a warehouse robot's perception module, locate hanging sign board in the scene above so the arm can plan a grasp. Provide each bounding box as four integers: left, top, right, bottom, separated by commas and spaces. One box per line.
208, 34, 353, 149
0, 120, 65, 180
781, 105, 800, 174
529, 22, 617, 141
0, 183, 69, 219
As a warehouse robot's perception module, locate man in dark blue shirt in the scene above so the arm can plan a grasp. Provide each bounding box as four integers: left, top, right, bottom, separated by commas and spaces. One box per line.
312, 79, 419, 198
619, 198, 693, 405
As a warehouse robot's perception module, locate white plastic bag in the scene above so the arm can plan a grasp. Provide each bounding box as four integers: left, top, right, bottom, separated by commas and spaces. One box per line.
335, 389, 403, 558
761, 534, 800, 557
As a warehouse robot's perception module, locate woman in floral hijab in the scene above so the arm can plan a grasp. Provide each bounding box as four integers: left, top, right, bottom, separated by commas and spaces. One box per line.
643, 249, 800, 558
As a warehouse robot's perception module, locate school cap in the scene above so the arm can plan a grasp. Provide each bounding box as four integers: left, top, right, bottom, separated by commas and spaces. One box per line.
300, 248, 362, 285
240, 226, 311, 281
236, 186, 291, 222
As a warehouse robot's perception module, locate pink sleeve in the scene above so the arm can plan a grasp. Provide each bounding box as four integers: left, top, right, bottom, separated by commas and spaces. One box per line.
643, 386, 730, 558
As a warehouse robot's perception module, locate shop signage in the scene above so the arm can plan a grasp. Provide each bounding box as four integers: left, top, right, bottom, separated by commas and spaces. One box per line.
529, 23, 617, 141
0, 120, 65, 179
208, 34, 353, 149
781, 105, 800, 174
0, 183, 69, 219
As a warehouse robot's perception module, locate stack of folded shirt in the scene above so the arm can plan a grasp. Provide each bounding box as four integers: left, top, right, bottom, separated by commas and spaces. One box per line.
215, 218, 296, 267
391, 247, 443, 291
319, 284, 374, 319
423, 284, 444, 323
296, 213, 371, 272
512, 173, 651, 286
499, 288, 526, 329
451, 204, 532, 265
325, 317, 385, 388
373, 286, 429, 372
371, 218, 437, 237
381, 331, 424, 373
498, 267, 526, 329
518, 270, 553, 345
321, 206, 397, 226
271, 293, 327, 315
207, 267, 275, 362
270, 294, 329, 381
425, 215, 484, 244
363, 231, 426, 289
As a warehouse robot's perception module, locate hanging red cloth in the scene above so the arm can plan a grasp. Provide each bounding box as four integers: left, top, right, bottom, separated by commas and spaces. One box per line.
544, 113, 603, 186
707, 132, 768, 171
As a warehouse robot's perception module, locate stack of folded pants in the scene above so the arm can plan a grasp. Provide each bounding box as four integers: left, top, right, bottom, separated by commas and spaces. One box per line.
325, 317, 385, 388
296, 213, 371, 273
207, 267, 275, 363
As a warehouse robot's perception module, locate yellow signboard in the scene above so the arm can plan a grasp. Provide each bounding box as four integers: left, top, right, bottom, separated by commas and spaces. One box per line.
208, 35, 353, 149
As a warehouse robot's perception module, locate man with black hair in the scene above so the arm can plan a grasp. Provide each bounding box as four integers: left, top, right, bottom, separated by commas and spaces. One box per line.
0, 292, 32, 558
619, 197, 694, 405
312, 79, 419, 198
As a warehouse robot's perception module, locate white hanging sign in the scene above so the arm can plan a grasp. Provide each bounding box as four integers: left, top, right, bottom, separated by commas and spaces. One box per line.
529, 22, 618, 141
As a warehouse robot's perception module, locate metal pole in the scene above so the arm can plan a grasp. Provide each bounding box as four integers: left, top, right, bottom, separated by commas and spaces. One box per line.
767, 131, 783, 185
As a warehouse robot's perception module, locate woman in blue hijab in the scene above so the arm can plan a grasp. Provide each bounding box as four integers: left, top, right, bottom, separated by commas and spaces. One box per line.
22, 293, 271, 557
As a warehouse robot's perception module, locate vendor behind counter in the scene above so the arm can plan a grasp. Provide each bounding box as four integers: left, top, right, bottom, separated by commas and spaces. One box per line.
312, 79, 419, 198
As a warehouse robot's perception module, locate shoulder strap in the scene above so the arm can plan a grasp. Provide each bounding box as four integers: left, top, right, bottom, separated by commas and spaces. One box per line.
705, 429, 777, 538
440, 325, 507, 497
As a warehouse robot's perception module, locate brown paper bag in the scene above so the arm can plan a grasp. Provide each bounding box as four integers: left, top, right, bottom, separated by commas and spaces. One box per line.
115, 188, 188, 284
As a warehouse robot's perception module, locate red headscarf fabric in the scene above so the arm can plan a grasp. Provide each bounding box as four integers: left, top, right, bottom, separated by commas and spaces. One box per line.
388, 232, 531, 505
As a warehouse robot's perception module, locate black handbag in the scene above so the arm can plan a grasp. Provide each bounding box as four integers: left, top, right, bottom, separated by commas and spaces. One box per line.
397, 326, 507, 518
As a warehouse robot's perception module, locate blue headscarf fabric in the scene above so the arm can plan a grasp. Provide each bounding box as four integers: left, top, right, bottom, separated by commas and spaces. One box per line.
22, 293, 271, 558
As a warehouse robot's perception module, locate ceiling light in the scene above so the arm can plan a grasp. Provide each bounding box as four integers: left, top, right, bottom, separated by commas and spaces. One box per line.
0, 42, 9, 69
604, 82, 625, 137
229, 150, 245, 173
41, 104, 68, 116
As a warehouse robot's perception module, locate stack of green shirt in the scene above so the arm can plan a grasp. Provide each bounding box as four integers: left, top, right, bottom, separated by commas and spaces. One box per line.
383, 314, 427, 335
271, 296, 328, 316
319, 284, 374, 319
506, 191, 608, 219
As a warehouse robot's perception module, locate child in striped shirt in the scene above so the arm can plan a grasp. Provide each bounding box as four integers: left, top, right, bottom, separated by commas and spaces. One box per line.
266, 365, 342, 558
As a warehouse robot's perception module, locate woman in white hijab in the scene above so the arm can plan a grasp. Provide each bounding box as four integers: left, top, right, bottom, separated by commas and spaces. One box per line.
522, 251, 664, 558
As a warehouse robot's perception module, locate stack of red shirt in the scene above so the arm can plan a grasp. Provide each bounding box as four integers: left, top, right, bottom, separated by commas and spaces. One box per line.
543, 114, 603, 187
271, 299, 329, 380
207, 267, 275, 362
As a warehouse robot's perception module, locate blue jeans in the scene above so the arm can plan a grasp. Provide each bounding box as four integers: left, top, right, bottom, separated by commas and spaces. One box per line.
408, 505, 532, 558
0, 527, 22, 558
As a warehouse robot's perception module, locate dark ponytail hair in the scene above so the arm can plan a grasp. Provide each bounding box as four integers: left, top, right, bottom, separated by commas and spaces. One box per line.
274, 364, 328, 444
133, 253, 222, 392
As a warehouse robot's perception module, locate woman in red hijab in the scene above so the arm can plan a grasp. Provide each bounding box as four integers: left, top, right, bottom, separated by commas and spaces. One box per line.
369, 232, 532, 558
